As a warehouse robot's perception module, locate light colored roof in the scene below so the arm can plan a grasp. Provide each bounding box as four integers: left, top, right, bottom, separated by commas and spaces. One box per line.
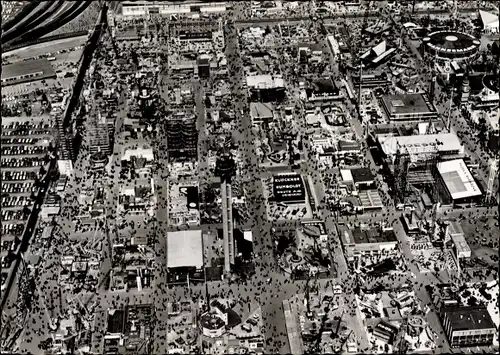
372, 41, 387, 57
379, 133, 463, 157
359, 189, 383, 208
243, 230, 253, 242
306, 113, 320, 125
250, 102, 274, 119
373, 48, 396, 64
437, 159, 482, 200
418, 122, 432, 135
246, 74, 284, 89
360, 41, 396, 64
340, 169, 353, 182
403, 22, 418, 28
450, 233, 471, 256
121, 147, 154, 161
167, 230, 203, 268
447, 221, 464, 236
479, 10, 499, 26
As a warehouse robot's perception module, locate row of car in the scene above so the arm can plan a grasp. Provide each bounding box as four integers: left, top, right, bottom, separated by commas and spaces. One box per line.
2, 223, 24, 236
1, 158, 45, 168
1, 209, 26, 222
2, 128, 52, 137
2, 121, 51, 130
1, 137, 39, 145
2, 171, 37, 182
1, 182, 35, 194
1, 196, 32, 208
2, 145, 46, 154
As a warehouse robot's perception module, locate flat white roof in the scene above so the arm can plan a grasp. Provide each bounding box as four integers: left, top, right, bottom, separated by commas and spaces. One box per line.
372, 41, 387, 57
243, 230, 253, 242
360, 41, 396, 64
451, 233, 471, 255
306, 113, 320, 125
479, 10, 499, 26
379, 133, 463, 157
437, 159, 482, 200
121, 147, 154, 161
403, 22, 418, 28
340, 169, 353, 182
167, 230, 203, 268
246, 74, 284, 89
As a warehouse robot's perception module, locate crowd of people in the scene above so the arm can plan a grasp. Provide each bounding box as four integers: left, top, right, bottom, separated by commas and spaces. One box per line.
49, 1, 101, 37
6, 2, 500, 354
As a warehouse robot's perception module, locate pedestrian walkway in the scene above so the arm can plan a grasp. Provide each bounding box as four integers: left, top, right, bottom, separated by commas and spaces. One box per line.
283, 299, 303, 355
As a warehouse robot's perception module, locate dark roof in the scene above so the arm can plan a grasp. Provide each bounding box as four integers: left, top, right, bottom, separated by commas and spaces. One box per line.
428, 31, 479, 51
381, 93, 436, 116
298, 42, 323, 52
135, 157, 146, 169
443, 306, 496, 331
211, 300, 229, 313
199, 312, 226, 330
351, 168, 374, 184
107, 310, 125, 334
273, 173, 306, 203
483, 74, 499, 93
467, 74, 486, 94
311, 78, 338, 95
227, 309, 242, 328
375, 320, 398, 335
352, 227, 397, 244
197, 57, 210, 65
338, 140, 361, 152
116, 28, 140, 40
2, 58, 55, 79
1, 59, 56, 85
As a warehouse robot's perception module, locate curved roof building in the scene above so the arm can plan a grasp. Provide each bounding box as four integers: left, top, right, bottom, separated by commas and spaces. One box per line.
483, 74, 499, 93
423, 31, 480, 62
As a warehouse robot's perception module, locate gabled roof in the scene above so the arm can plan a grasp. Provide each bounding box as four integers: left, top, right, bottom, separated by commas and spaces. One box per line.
479, 10, 499, 25
250, 102, 274, 119
372, 41, 387, 57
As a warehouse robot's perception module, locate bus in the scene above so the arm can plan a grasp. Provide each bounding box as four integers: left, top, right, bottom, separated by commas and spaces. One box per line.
47, 57, 56, 61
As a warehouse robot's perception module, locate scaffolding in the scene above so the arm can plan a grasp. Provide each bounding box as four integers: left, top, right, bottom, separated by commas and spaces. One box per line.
393, 140, 439, 204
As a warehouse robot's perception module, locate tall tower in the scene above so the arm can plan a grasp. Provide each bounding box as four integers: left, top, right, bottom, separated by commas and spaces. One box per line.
165, 111, 198, 162
55, 113, 75, 176
446, 87, 455, 131
485, 158, 499, 204
429, 68, 437, 103
460, 76, 471, 106
88, 110, 111, 155
215, 152, 236, 274
357, 62, 363, 114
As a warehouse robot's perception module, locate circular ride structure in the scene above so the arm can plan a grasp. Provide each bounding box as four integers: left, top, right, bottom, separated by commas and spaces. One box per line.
423, 31, 480, 62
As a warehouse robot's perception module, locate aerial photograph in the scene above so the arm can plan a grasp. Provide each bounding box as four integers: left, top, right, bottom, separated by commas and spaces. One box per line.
0, 1, 499, 354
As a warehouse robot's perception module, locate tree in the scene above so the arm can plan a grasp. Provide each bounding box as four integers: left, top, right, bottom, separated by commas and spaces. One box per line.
467, 296, 478, 306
